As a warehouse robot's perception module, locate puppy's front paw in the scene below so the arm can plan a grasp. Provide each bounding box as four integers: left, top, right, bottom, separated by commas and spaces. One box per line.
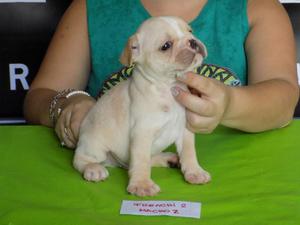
83, 163, 109, 182
184, 169, 211, 184
127, 179, 160, 197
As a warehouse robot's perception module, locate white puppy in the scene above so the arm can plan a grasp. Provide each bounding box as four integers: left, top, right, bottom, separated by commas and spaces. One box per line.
73, 16, 211, 197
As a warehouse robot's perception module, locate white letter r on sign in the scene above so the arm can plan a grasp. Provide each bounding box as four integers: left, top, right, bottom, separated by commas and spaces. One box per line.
9, 63, 29, 91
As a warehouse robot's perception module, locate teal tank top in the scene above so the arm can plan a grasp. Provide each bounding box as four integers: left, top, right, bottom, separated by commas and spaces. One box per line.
86, 0, 249, 97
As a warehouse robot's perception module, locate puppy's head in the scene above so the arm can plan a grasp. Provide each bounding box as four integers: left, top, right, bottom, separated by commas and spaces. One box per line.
120, 16, 207, 79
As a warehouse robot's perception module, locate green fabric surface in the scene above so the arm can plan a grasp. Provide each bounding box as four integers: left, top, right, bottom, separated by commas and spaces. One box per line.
0, 121, 300, 225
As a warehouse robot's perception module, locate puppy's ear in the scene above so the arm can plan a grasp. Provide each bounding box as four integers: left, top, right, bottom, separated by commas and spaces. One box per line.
120, 34, 140, 66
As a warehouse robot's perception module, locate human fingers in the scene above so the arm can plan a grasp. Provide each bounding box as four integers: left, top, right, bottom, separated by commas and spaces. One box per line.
68, 99, 95, 141
69, 111, 82, 142
54, 119, 63, 144
63, 107, 77, 145
171, 86, 216, 117
186, 110, 219, 134
176, 72, 215, 96
55, 110, 76, 149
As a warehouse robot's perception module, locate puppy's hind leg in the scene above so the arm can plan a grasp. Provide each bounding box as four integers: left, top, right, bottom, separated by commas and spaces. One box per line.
151, 152, 180, 168
73, 137, 109, 182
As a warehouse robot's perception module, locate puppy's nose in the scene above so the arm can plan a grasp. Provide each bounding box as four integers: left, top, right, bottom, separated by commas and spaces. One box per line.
189, 39, 200, 52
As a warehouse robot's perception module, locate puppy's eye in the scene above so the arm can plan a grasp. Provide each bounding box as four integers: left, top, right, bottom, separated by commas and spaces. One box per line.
189, 29, 193, 33
160, 41, 173, 51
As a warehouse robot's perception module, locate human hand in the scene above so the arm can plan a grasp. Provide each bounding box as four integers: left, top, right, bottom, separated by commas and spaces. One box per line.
171, 72, 231, 134
55, 95, 96, 148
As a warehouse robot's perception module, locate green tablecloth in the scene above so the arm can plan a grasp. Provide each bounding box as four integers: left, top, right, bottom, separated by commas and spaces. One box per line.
0, 121, 300, 225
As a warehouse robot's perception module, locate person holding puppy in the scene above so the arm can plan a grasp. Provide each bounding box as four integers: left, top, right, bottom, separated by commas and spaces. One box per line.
24, 0, 299, 149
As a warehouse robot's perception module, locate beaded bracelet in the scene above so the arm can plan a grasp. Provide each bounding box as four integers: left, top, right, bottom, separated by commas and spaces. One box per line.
49, 89, 90, 126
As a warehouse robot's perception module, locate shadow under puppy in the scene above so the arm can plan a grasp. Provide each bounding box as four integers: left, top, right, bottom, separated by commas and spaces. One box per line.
73, 16, 211, 197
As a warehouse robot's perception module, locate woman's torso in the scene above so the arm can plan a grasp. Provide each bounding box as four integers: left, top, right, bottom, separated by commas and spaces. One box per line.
86, 0, 249, 97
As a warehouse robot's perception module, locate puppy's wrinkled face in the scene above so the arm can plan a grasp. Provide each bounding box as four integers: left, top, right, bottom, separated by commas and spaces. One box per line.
120, 16, 207, 79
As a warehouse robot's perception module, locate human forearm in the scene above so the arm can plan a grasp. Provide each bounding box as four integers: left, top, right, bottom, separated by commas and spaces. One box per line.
222, 79, 300, 132
23, 88, 57, 127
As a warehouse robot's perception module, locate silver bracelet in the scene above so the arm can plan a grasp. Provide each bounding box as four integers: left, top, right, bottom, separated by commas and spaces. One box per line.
49, 89, 90, 126
65, 90, 90, 99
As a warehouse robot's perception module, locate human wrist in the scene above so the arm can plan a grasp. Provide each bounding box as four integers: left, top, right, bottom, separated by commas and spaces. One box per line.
49, 89, 91, 126
220, 86, 238, 128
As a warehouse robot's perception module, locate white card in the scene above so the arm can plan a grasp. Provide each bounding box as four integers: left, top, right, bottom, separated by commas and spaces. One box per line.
120, 200, 201, 219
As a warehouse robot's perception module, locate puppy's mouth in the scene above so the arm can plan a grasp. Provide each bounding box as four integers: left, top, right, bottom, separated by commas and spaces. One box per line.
174, 48, 204, 73
175, 49, 196, 66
